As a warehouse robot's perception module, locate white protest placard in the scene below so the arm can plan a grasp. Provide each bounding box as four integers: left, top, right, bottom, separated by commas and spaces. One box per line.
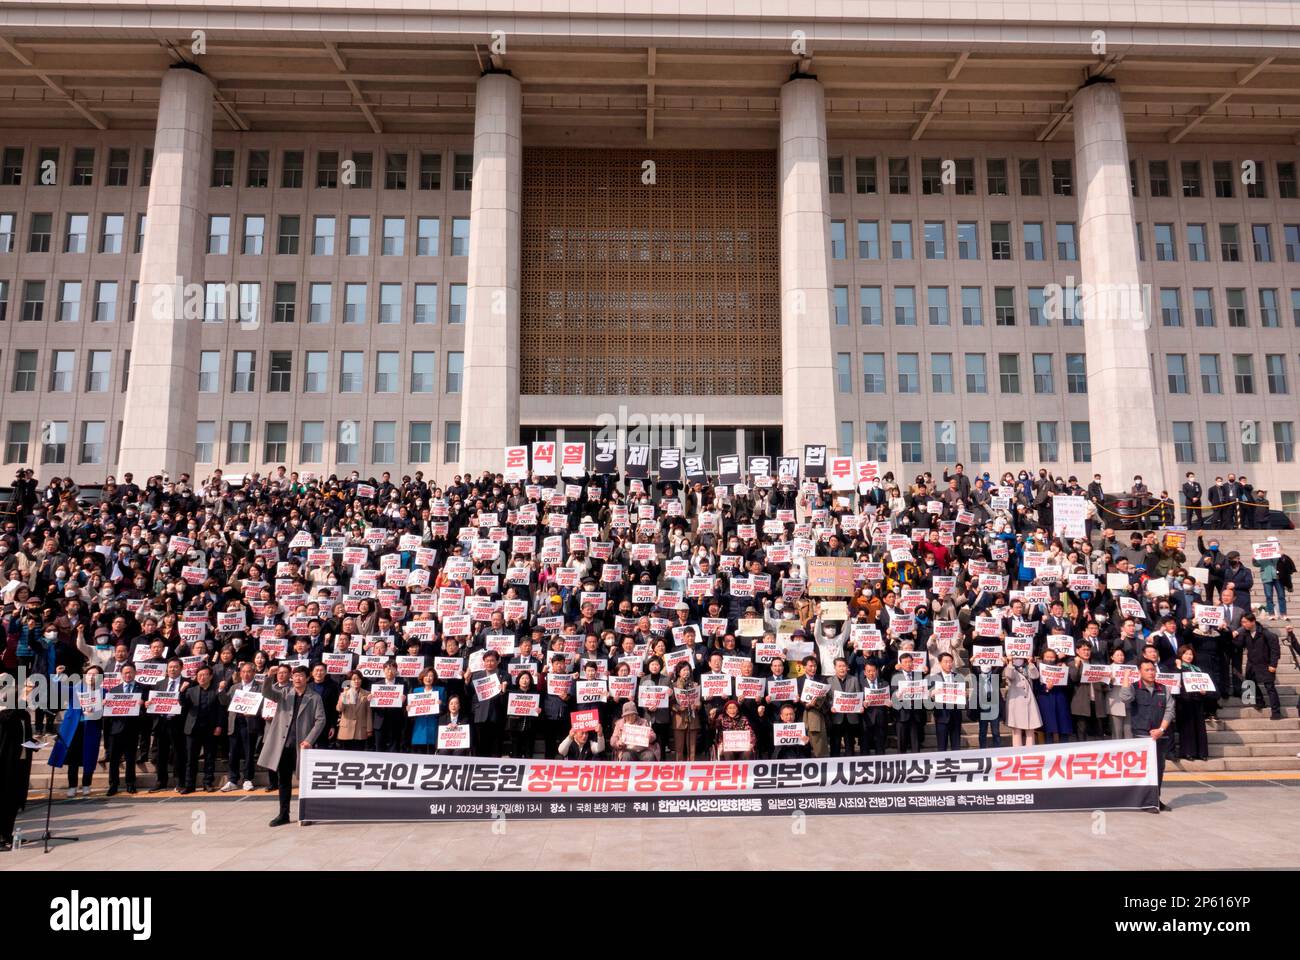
228, 689, 263, 716
369, 684, 405, 709
773, 722, 807, 747
1052, 495, 1088, 539
145, 693, 181, 716
406, 691, 441, 717
1253, 541, 1282, 561
507, 692, 540, 716
103, 692, 142, 717
622, 723, 651, 749
437, 724, 470, 750
1181, 671, 1216, 694
721, 729, 751, 754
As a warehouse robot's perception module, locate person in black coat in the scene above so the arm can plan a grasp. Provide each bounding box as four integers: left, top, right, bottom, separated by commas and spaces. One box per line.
0, 706, 34, 849
146, 658, 188, 791
181, 665, 224, 793
467, 650, 507, 757
1181, 472, 1204, 528
770, 703, 812, 759
860, 662, 890, 755
1232, 614, 1282, 719
105, 664, 145, 795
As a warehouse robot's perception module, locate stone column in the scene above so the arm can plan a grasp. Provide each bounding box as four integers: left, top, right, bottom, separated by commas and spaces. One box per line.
1073, 81, 1164, 492
457, 71, 522, 476
778, 78, 838, 461
118, 65, 213, 480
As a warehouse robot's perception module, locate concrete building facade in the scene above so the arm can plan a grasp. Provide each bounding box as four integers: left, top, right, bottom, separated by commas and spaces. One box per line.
0, 1, 1298, 514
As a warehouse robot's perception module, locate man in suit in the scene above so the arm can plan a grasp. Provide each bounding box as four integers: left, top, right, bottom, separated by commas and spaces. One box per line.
105, 664, 144, 796
1207, 476, 1225, 529
826, 657, 863, 756
219, 660, 263, 792
1181, 471, 1204, 529
929, 652, 965, 752
147, 657, 187, 792
892, 651, 927, 754
860, 662, 890, 755
181, 664, 224, 793
467, 650, 507, 757
258, 664, 325, 827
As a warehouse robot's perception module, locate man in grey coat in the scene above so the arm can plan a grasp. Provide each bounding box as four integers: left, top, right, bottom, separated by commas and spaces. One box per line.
258, 665, 325, 827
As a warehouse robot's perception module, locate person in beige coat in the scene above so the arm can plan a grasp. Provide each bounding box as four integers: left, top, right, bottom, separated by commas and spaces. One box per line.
335, 671, 373, 747
1002, 656, 1042, 746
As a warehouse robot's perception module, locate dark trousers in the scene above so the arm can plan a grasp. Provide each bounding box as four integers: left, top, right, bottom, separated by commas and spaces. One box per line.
474, 721, 502, 758
934, 711, 962, 752
154, 718, 186, 787
227, 718, 257, 784
107, 726, 138, 788
862, 709, 888, 754
1073, 714, 1103, 741
896, 713, 925, 754
1248, 672, 1282, 714
276, 745, 297, 818
977, 718, 1002, 749
542, 718, 568, 758
371, 716, 403, 754
185, 731, 219, 789
829, 720, 861, 757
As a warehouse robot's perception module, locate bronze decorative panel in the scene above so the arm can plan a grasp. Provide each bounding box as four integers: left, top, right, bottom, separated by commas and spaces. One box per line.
520, 148, 780, 395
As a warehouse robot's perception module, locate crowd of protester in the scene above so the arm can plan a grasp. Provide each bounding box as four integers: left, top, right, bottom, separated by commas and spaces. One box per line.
0, 458, 1295, 839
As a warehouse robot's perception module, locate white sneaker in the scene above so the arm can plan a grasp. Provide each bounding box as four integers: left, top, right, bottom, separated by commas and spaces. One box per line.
66, 788, 76, 799
79, 786, 90, 797
242, 780, 254, 791
219, 781, 239, 792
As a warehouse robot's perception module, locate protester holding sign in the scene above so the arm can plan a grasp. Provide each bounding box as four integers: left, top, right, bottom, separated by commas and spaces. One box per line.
104, 663, 144, 796
1003, 656, 1042, 747
436, 695, 472, 756
407, 668, 444, 754
713, 698, 756, 760
670, 663, 702, 761
335, 672, 373, 749
1173, 645, 1211, 761
610, 702, 657, 761
505, 671, 541, 759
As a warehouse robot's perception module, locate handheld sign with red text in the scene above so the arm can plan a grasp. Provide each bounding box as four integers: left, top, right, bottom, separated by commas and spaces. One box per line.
720, 730, 751, 754
773, 722, 807, 747
437, 724, 470, 750
507, 693, 540, 717
228, 689, 263, 716
406, 691, 441, 717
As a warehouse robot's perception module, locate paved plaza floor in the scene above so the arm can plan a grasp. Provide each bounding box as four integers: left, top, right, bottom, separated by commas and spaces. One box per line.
3, 779, 1297, 871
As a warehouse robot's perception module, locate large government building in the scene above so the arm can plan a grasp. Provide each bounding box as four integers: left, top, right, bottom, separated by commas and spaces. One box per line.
0, 1, 1298, 510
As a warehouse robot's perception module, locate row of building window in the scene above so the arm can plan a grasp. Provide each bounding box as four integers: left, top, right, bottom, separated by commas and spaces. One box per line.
824, 283, 1300, 328
1, 212, 469, 259
836, 352, 1089, 396
835, 349, 1299, 398
0, 146, 472, 192
828, 156, 1300, 201
0, 279, 471, 326
2, 418, 462, 468
195, 349, 462, 395
4, 348, 462, 396
833, 419, 1299, 467
828, 219, 1300, 265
